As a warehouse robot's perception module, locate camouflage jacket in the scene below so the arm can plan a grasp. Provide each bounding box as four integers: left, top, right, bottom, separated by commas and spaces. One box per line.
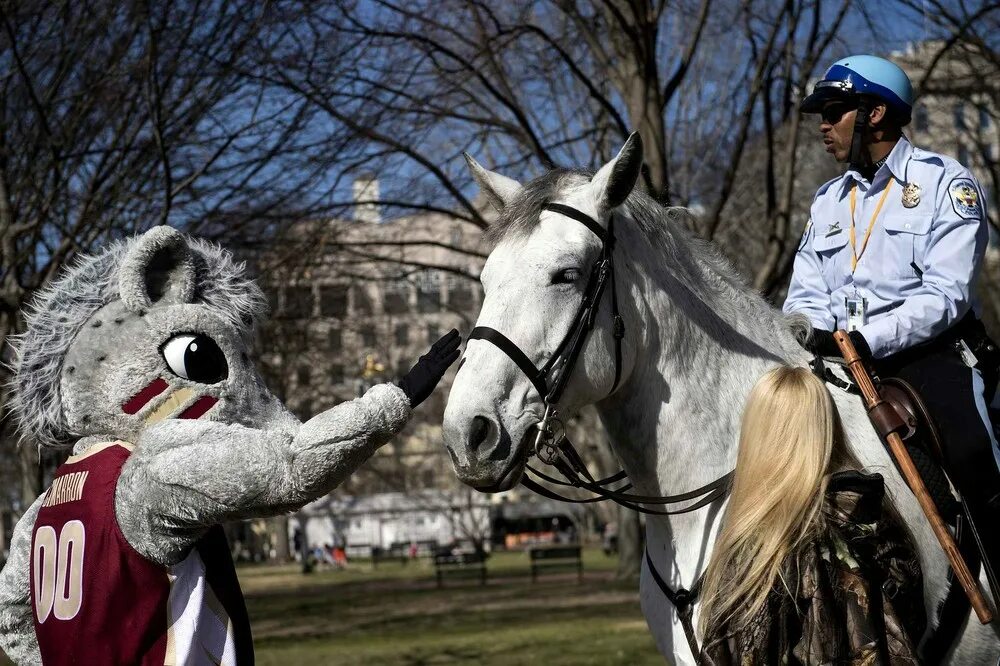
701, 470, 925, 665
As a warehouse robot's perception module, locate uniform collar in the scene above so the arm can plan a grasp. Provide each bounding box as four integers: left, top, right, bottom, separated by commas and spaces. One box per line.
842, 135, 912, 194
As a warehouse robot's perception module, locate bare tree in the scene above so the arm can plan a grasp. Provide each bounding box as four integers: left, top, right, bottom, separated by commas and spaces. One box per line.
0, 0, 330, 512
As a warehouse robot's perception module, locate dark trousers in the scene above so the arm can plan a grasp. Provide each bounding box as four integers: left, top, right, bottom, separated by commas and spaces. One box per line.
876, 343, 1000, 582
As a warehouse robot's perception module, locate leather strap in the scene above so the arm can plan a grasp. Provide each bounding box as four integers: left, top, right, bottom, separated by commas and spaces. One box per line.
468, 327, 548, 398
646, 549, 702, 661
542, 202, 608, 242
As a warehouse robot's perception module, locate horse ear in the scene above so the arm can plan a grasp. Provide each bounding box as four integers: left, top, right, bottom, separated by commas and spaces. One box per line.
591, 132, 644, 211
464, 153, 523, 213
119, 226, 197, 312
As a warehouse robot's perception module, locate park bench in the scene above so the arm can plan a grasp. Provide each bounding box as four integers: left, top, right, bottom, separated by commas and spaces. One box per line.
528, 545, 583, 583
433, 551, 487, 587
371, 544, 408, 568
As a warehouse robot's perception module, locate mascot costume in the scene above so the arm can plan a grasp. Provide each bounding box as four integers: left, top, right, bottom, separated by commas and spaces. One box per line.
0, 226, 460, 664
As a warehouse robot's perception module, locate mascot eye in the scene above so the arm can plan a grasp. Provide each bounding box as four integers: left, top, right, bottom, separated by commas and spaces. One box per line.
161, 334, 228, 383
551, 268, 580, 285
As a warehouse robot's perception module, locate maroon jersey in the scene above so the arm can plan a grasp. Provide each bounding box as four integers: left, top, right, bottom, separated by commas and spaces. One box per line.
30, 442, 253, 665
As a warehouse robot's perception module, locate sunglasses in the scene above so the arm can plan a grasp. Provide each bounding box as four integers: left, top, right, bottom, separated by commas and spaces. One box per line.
820, 102, 857, 124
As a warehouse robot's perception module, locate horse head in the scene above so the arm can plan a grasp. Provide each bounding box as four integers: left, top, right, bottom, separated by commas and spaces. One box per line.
10, 226, 298, 450
443, 133, 644, 491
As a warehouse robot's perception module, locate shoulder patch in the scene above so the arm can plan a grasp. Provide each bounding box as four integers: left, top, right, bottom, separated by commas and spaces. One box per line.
949, 177, 982, 220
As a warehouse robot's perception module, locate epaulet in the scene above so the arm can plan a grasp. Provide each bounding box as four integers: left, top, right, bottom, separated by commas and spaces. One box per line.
814, 175, 841, 199
910, 146, 958, 172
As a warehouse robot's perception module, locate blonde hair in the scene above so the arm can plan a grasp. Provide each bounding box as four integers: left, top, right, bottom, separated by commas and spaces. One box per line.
699, 365, 856, 637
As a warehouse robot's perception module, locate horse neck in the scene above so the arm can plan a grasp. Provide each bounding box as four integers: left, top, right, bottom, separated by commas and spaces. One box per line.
595, 222, 808, 573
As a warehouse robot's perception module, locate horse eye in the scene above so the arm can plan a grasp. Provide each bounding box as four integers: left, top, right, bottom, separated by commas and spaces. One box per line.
551, 268, 580, 285
162, 334, 228, 383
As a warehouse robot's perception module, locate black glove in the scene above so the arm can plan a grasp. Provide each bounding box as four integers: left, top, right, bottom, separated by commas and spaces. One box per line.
397, 329, 462, 408
805, 329, 872, 361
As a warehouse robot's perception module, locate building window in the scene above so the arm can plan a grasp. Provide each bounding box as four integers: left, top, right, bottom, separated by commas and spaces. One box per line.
352, 286, 373, 316
330, 363, 344, 380
954, 103, 966, 130
422, 469, 436, 487
263, 288, 280, 312
360, 325, 377, 348
395, 323, 409, 345
297, 366, 310, 387
283, 286, 314, 319
329, 328, 342, 351
426, 323, 440, 344
449, 282, 475, 312
296, 400, 312, 420
914, 104, 929, 132
319, 285, 348, 318
384, 283, 409, 315
416, 272, 441, 313
958, 145, 970, 166
980, 105, 991, 130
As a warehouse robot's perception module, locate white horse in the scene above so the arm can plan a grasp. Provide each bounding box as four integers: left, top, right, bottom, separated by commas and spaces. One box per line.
442, 133, 1000, 663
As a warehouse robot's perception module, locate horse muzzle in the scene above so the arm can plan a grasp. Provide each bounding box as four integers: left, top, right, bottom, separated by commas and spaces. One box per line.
443, 414, 535, 492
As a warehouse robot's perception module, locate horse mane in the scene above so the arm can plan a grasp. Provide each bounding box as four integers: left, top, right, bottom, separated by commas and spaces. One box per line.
485, 168, 810, 354
6, 232, 268, 448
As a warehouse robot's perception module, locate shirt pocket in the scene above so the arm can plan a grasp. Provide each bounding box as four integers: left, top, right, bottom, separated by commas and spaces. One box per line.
812, 230, 850, 286
882, 214, 931, 277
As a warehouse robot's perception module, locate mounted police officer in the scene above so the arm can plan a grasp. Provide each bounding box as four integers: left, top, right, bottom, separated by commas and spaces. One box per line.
784, 54, 1000, 588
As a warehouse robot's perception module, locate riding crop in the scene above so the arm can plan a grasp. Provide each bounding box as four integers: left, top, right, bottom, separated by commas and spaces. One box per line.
833, 330, 994, 624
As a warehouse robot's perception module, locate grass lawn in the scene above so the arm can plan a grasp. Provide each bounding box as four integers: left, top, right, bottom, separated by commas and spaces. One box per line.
243, 547, 664, 665
0, 548, 664, 665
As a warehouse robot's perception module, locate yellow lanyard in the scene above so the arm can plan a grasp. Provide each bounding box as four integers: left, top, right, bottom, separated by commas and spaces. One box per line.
848, 179, 894, 272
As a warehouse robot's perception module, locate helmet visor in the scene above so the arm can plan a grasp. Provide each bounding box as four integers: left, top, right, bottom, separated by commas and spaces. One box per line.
800, 79, 856, 114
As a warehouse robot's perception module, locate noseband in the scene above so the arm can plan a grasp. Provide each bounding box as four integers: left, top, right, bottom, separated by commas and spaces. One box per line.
467, 202, 732, 517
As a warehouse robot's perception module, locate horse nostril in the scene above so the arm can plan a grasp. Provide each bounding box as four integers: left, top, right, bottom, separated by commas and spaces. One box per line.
469, 415, 491, 450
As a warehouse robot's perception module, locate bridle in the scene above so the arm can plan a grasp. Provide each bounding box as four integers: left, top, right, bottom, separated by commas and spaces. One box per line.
467, 202, 733, 516
466, 199, 733, 660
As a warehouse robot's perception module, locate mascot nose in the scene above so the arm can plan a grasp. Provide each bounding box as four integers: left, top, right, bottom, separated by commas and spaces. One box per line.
469, 415, 495, 451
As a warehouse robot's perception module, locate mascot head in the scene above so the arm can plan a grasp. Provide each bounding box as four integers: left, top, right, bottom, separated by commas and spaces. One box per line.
9, 226, 298, 448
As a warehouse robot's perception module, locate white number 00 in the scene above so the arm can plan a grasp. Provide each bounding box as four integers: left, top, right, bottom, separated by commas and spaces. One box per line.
33, 521, 86, 623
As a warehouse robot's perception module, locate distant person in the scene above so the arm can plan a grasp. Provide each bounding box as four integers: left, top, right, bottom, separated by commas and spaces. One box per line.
785, 54, 1000, 583
699, 366, 924, 663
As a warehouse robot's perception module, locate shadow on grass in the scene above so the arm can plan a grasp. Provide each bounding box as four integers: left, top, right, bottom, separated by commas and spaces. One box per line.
241, 551, 663, 666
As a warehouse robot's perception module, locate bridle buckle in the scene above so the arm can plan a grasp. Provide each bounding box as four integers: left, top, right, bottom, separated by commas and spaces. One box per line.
533, 406, 566, 464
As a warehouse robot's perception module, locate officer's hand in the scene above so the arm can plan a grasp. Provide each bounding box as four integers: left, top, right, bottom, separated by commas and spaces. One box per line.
805, 328, 872, 361
397, 329, 462, 408
805, 329, 840, 358
846, 330, 873, 362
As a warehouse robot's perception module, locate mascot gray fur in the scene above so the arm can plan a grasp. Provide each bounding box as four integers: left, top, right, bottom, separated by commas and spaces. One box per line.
0, 226, 459, 664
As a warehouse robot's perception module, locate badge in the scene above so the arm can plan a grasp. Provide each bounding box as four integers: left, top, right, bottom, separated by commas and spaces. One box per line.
901, 182, 921, 208
846, 292, 867, 332
949, 177, 981, 219
825, 221, 842, 237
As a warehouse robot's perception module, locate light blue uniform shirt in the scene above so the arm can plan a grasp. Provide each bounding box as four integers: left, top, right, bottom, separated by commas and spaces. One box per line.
784, 135, 989, 358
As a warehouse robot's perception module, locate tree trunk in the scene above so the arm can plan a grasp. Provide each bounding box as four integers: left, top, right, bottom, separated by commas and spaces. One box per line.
271, 515, 290, 561
615, 505, 642, 580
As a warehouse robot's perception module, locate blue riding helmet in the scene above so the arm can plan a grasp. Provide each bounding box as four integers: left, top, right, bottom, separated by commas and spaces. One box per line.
800, 55, 914, 125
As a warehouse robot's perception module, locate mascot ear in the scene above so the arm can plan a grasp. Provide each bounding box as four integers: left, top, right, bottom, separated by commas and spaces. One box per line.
119, 226, 197, 311
464, 153, 523, 213
591, 132, 643, 211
